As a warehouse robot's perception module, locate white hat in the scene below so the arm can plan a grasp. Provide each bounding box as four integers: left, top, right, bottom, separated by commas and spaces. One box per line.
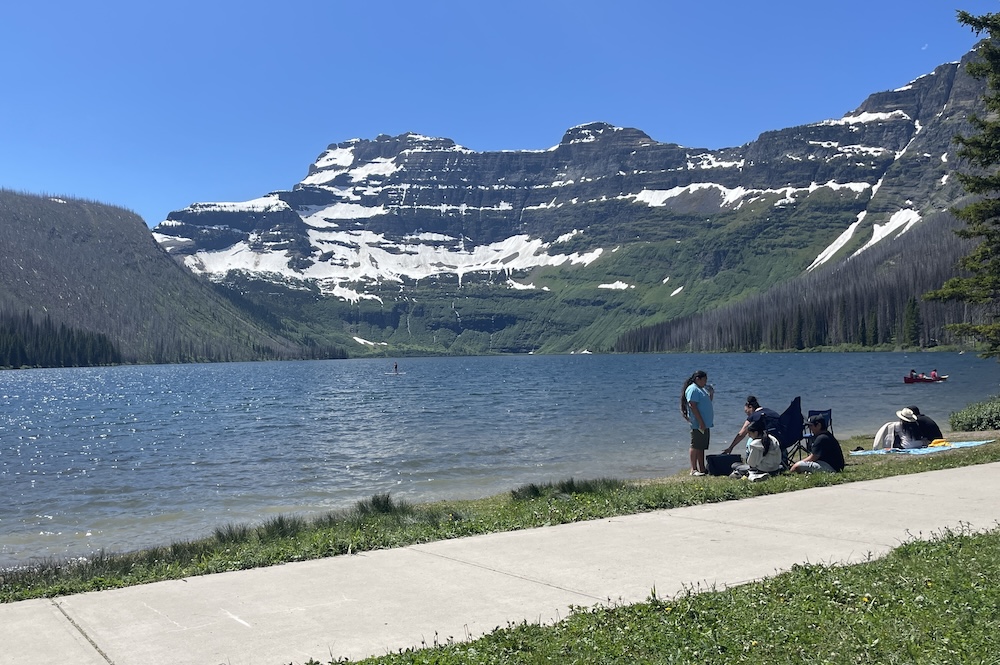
896, 407, 917, 422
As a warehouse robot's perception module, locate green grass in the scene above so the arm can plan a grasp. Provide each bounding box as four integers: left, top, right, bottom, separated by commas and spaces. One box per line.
3, 433, 999, 604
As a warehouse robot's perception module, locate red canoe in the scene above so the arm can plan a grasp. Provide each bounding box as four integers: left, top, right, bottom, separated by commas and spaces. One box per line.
903, 375, 948, 384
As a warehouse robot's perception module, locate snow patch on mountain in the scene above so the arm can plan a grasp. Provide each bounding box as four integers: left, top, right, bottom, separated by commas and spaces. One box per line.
851, 208, 922, 257
687, 153, 744, 169
633, 180, 871, 209
301, 202, 386, 221
313, 147, 354, 170
348, 158, 399, 182
809, 204, 924, 271
180, 195, 291, 214
353, 336, 387, 347
808, 212, 866, 272
563, 123, 623, 145
181, 228, 605, 302
818, 110, 912, 126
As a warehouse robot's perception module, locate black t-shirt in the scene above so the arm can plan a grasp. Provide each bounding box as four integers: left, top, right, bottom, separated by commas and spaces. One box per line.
811, 431, 845, 471
915, 414, 943, 441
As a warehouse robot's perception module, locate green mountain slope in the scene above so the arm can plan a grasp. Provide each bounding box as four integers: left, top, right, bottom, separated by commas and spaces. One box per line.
0, 190, 338, 364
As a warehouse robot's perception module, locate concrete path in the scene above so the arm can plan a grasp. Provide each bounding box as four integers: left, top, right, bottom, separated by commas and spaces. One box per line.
4, 463, 1000, 665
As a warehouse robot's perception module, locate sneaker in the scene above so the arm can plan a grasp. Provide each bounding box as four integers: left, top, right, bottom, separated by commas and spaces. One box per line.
690, 471, 706, 477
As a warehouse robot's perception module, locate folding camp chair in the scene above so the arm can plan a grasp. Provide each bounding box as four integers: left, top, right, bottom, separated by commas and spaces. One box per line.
775, 396, 807, 464
801, 408, 833, 452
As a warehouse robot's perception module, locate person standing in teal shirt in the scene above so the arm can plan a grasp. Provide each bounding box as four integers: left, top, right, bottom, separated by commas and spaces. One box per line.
680, 370, 714, 476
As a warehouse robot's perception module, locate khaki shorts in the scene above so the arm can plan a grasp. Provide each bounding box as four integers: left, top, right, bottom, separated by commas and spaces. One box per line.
690, 428, 710, 451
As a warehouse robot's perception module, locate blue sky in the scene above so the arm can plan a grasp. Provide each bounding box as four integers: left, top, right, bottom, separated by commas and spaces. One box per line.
2, 1, 998, 227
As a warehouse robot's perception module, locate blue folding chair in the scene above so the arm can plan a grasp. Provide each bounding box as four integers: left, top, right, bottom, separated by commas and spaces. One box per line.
801, 408, 833, 452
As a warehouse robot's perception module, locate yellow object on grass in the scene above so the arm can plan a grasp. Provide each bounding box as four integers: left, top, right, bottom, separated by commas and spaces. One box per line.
929, 439, 950, 447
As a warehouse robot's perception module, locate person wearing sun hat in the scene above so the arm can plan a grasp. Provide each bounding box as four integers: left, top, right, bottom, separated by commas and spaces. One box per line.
790, 414, 845, 473
896, 407, 929, 449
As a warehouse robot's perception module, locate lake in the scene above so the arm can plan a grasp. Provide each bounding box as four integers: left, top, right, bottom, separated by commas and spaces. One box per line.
1, 352, 996, 567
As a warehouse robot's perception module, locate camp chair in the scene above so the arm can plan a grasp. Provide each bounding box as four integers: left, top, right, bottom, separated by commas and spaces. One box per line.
801, 408, 833, 452
775, 396, 806, 464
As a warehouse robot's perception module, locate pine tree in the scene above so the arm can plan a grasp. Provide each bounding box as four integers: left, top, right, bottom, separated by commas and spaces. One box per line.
867, 310, 879, 346
903, 297, 923, 347
925, 11, 1000, 358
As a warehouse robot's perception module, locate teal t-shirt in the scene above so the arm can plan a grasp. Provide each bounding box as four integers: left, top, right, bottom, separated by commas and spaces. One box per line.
684, 384, 714, 430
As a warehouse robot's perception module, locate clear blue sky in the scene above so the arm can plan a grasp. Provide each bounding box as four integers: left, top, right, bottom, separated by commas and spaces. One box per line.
2, 1, 998, 227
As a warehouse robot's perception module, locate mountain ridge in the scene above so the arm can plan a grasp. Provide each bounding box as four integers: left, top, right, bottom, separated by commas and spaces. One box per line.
147, 49, 983, 354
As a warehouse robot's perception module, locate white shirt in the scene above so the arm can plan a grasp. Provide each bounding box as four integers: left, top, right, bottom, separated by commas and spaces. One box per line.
746, 434, 783, 473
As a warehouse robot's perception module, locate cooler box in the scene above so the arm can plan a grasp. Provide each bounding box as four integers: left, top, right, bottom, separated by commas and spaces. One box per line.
706, 454, 741, 476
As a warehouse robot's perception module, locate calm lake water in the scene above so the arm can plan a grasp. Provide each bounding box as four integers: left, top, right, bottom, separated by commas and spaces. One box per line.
1, 352, 997, 566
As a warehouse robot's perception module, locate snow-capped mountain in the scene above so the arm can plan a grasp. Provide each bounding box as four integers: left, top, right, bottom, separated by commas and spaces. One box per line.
151, 52, 982, 353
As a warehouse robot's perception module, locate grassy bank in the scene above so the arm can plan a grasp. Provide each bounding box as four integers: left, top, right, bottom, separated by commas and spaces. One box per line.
2, 433, 999, 604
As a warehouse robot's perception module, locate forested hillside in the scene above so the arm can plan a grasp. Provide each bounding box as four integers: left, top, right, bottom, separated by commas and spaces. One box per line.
614, 209, 984, 352
0, 310, 121, 368
0, 190, 345, 365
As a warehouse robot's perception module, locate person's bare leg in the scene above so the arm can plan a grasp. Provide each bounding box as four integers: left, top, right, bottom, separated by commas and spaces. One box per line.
690, 447, 703, 474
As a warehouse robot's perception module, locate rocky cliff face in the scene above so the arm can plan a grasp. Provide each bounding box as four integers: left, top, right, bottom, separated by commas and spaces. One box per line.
151, 50, 983, 353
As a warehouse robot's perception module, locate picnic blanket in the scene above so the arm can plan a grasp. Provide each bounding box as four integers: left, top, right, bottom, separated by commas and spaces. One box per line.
850, 440, 995, 456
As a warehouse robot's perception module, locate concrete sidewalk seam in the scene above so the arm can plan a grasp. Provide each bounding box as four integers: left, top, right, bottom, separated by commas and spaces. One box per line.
53, 600, 114, 665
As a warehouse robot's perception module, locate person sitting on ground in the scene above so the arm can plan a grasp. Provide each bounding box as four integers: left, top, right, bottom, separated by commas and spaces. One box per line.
907, 405, 944, 443
896, 406, 944, 448
872, 419, 899, 449
871, 406, 939, 450
723, 396, 778, 455
790, 415, 845, 473
729, 417, 783, 478
895, 407, 931, 448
